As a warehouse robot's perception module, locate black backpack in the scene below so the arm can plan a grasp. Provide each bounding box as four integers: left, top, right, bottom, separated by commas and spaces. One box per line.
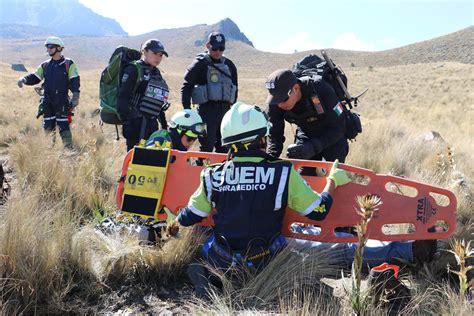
292, 52, 362, 141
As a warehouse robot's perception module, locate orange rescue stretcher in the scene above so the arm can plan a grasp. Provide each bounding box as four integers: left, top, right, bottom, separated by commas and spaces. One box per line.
116, 148, 457, 243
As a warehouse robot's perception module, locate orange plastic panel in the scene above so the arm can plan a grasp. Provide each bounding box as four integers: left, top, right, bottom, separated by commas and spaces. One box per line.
116, 148, 133, 208
119, 150, 457, 242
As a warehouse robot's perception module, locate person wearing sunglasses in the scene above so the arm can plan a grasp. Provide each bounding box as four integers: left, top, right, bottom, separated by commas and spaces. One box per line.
181, 31, 238, 154
117, 39, 170, 151
145, 109, 206, 151
17, 36, 80, 148
264, 69, 348, 175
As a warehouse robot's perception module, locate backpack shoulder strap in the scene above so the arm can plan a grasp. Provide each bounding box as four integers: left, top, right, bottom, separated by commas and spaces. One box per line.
130, 60, 143, 93
64, 58, 71, 75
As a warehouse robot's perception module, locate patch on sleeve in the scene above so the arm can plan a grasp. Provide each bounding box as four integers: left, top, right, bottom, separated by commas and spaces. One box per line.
312, 96, 324, 114
333, 102, 344, 116
121, 73, 129, 83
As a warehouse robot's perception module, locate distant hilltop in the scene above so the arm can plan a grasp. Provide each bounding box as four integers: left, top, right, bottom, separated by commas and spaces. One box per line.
0, 0, 127, 38
0, 18, 471, 70
207, 18, 254, 48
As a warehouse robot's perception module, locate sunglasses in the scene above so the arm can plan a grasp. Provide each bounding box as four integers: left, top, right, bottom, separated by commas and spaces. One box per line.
211, 47, 225, 52
46, 44, 58, 49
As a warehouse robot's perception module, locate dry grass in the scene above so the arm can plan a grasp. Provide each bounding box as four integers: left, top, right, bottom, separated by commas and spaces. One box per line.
0, 53, 473, 313
399, 282, 473, 315
187, 247, 340, 315
72, 225, 205, 284
351, 194, 382, 315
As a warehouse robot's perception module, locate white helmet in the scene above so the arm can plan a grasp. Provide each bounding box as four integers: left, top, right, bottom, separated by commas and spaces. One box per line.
44, 36, 65, 48
169, 110, 206, 138
220, 102, 271, 146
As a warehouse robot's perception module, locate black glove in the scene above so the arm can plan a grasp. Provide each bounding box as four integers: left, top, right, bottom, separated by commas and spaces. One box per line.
70, 92, 80, 108
17, 77, 26, 88
287, 141, 315, 159
286, 139, 323, 159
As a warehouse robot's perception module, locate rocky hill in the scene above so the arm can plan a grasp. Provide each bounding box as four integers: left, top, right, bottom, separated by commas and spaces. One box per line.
0, 23, 56, 39
0, 18, 471, 72
0, 0, 127, 38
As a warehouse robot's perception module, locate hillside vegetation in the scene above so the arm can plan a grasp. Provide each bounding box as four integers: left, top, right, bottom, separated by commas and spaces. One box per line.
0, 26, 473, 313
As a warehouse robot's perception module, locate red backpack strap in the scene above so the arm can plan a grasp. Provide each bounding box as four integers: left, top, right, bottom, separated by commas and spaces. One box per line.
64, 58, 71, 78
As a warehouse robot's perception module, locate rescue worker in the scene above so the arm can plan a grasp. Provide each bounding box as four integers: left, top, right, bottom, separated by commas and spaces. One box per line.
181, 31, 238, 153
17, 36, 80, 148
264, 69, 348, 172
172, 102, 437, 297
145, 109, 206, 151
112, 109, 206, 244
118, 39, 170, 151
173, 101, 351, 296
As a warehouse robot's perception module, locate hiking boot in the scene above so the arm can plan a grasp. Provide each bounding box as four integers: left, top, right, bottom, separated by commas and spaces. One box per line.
368, 263, 411, 315
187, 263, 211, 298
412, 239, 437, 266
59, 129, 73, 149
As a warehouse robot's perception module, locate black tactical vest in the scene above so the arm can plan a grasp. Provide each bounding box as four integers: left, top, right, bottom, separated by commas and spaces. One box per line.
131, 62, 169, 118
283, 77, 329, 135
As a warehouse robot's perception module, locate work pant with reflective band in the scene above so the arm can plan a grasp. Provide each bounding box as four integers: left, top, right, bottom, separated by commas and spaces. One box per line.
42, 101, 70, 132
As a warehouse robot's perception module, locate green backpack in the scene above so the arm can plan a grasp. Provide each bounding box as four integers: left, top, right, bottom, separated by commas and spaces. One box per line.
99, 46, 142, 125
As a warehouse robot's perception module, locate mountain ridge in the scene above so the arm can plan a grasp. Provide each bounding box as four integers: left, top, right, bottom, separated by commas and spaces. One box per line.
0, 20, 471, 71
0, 0, 127, 37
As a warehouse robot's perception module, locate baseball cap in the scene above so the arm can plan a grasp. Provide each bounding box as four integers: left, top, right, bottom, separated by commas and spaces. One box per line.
265, 69, 298, 105
142, 39, 168, 57
207, 32, 226, 49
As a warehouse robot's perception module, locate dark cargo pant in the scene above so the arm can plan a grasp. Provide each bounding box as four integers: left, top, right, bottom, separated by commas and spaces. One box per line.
197, 102, 231, 153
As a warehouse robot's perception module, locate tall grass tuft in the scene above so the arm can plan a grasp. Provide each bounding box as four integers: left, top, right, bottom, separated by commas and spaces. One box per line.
188, 246, 340, 314
447, 239, 474, 298
72, 225, 205, 285
351, 194, 382, 315
0, 131, 119, 313
400, 282, 473, 315
0, 192, 99, 314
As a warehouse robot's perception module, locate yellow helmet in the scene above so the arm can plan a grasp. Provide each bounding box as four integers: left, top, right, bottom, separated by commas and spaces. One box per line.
44, 36, 65, 48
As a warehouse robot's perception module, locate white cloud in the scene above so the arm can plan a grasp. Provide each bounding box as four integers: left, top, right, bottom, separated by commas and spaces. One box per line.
332, 33, 374, 51
271, 32, 322, 54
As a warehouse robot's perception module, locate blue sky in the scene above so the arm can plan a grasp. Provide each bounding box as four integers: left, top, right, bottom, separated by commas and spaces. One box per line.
79, 0, 473, 53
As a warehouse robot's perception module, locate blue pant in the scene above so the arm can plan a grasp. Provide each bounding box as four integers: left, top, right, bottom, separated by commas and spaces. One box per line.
287, 225, 413, 267
287, 238, 413, 267
202, 234, 413, 271
42, 101, 70, 132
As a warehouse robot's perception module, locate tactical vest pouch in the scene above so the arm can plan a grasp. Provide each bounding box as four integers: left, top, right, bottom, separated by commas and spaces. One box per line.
344, 111, 362, 140
206, 63, 234, 102
191, 84, 208, 104
207, 68, 222, 101
222, 83, 237, 103
138, 78, 170, 117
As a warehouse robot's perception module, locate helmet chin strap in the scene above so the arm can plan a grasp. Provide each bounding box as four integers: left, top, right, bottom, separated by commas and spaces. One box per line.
48, 47, 63, 57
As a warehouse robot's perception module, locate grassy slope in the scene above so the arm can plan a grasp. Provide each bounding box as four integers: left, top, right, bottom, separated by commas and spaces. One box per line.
0, 45, 473, 313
